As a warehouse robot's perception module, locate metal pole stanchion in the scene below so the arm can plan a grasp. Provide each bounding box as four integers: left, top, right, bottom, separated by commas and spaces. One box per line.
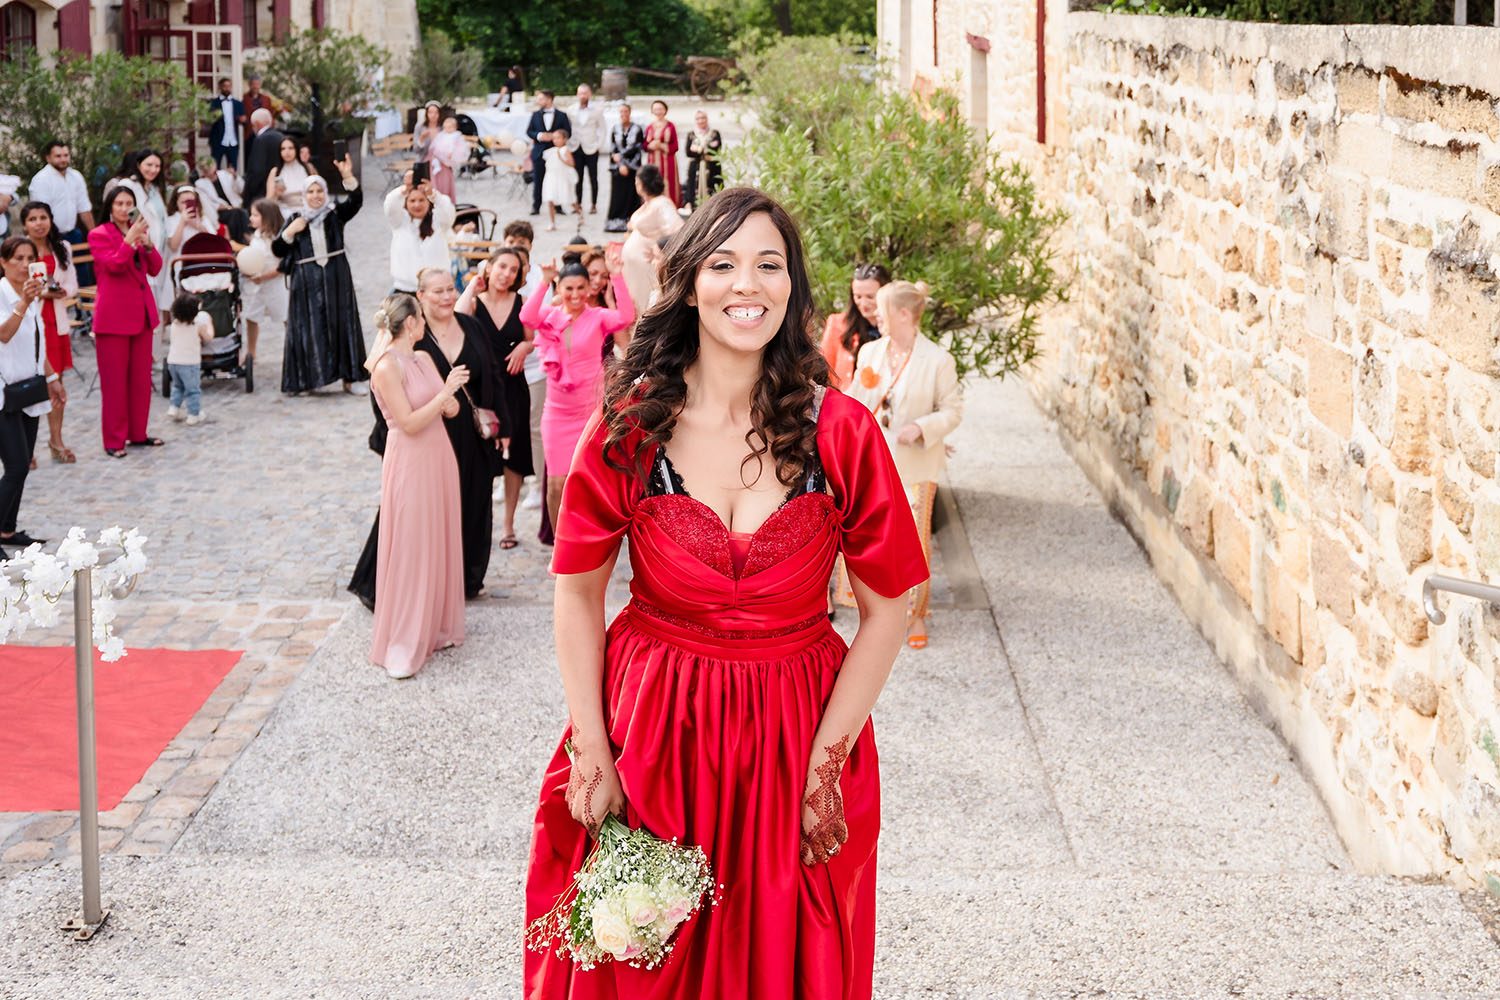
61, 565, 109, 941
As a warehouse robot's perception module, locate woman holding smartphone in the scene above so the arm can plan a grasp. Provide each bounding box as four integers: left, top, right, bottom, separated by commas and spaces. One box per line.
0, 238, 66, 556
89, 186, 164, 458
19, 201, 78, 463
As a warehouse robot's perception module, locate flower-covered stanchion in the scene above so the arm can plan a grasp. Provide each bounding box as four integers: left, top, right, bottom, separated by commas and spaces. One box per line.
0, 527, 148, 941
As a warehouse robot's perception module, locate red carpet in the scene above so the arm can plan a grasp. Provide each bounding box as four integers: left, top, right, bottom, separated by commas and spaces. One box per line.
0, 645, 242, 811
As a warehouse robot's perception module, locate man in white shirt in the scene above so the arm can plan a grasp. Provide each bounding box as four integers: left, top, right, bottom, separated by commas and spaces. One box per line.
207, 77, 246, 171
28, 141, 94, 282
569, 84, 608, 216
27, 142, 94, 241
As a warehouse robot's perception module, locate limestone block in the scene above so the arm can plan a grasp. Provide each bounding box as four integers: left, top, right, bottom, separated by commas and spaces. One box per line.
1376, 242, 1407, 296
1303, 337, 1354, 437
1177, 471, 1215, 554
1384, 81, 1500, 140
1425, 256, 1500, 378
1213, 498, 1254, 605
1397, 488, 1435, 570
1392, 367, 1435, 474
1485, 164, 1500, 217
1475, 499, 1500, 579
1312, 525, 1360, 627
1390, 137, 1479, 202
1395, 670, 1440, 717
1336, 67, 1382, 116
1438, 469, 1475, 534
1265, 566, 1305, 662
1374, 217, 1434, 249
1357, 348, 1396, 447
1317, 180, 1371, 261
1330, 120, 1395, 178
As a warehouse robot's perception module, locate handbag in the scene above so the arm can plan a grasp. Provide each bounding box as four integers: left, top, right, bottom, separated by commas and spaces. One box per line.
1, 304, 48, 414
424, 327, 503, 448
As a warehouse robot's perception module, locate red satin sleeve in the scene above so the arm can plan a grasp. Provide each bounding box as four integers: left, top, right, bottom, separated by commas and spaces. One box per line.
550, 408, 643, 575
819, 387, 930, 599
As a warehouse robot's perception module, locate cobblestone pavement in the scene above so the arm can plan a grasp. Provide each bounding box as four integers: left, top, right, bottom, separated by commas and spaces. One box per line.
0, 97, 949, 872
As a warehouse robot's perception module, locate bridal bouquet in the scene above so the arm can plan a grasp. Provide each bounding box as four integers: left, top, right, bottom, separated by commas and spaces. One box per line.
525, 813, 718, 969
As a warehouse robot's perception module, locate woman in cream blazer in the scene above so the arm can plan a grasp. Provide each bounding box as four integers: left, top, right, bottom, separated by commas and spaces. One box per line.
843, 280, 962, 647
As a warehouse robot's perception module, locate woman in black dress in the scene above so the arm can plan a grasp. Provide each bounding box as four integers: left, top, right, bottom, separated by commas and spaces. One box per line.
272, 161, 368, 394
415, 265, 503, 598
456, 246, 533, 550
684, 110, 723, 210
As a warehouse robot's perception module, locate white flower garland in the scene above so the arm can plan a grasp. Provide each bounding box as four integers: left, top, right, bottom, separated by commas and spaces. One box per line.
0, 527, 147, 662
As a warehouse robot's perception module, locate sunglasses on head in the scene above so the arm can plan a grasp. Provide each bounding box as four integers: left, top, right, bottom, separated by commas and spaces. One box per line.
879, 395, 893, 428
854, 264, 886, 281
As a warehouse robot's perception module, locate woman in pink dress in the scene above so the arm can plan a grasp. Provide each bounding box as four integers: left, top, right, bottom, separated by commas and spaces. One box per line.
366, 292, 470, 679
519, 249, 634, 531
644, 100, 681, 207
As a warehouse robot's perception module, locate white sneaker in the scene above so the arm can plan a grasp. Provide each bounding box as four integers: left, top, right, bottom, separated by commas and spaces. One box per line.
521, 490, 542, 510
186, 412, 205, 426
344, 381, 370, 396
385, 662, 418, 680
167, 405, 183, 422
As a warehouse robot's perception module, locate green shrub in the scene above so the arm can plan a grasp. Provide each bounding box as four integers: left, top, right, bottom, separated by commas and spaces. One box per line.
734, 81, 1067, 379
0, 51, 204, 199
252, 28, 389, 138
734, 33, 880, 147
1100, 0, 1445, 22
391, 28, 486, 106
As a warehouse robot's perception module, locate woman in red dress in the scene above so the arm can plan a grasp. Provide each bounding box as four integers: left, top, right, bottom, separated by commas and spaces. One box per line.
643, 100, 681, 208
525, 188, 928, 999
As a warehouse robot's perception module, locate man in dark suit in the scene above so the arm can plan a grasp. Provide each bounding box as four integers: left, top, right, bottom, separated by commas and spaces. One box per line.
207, 76, 246, 170
242, 108, 284, 209
525, 90, 570, 216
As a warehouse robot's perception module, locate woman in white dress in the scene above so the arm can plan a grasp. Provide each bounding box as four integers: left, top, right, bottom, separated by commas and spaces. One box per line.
428, 117, 470, 200
539, 130, 577, 233
238, 198, 288, 364
618, 163, 682, 353
267, 136, 317, 213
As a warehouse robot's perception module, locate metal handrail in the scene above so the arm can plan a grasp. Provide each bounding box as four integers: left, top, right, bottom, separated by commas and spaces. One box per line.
1422, 574, 1500, 626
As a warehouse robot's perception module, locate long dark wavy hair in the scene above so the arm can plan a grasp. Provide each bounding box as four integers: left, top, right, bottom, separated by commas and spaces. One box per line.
841, 262, 891, 355
18, 202, 69, 269
602, 187, 828, 488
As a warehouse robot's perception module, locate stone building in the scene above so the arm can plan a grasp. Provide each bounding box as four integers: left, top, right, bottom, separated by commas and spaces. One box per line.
0, 0, 416, 82
880, 2, 1500, 887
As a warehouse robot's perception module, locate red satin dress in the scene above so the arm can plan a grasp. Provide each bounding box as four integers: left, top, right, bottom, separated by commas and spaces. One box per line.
525, 387, 928, 1000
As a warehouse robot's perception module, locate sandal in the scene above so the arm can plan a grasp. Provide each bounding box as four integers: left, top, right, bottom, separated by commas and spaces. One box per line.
49, 442, 77, 464
500, 534, 519, 550
105, 447, 128, 459
127, 437, 165, 447
906, 619, 928, 650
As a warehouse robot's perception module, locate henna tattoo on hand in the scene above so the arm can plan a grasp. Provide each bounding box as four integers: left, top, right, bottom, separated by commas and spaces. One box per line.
801, 735, 851, 866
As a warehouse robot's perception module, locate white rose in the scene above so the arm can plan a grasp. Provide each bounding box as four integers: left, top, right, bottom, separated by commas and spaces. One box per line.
620, 882, 660, 927
589, 899, 633, 957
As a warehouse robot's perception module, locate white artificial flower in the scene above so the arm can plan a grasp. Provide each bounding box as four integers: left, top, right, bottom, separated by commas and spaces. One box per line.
98, 635, 127, 662
23, 554, 71, 597
0, 572, 20, 603
56, 528, 98, 572
27, 597, 62, 628
97, 526, 125, 548
0, 603, 20, 642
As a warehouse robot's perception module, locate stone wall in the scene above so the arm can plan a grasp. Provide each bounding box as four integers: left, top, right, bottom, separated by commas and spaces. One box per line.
1010, 15, 1500, 883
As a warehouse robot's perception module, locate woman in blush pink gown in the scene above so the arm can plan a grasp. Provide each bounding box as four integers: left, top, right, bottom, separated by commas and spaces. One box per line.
519, 249, 634, 532
366, 293, 471, 679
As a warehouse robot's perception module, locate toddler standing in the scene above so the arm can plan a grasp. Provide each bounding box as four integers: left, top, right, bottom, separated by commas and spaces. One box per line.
540, 130, 577, 232
166, 292, 213, 425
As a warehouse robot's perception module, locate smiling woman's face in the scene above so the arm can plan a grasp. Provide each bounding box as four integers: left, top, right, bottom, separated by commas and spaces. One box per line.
688, 211, 791, 359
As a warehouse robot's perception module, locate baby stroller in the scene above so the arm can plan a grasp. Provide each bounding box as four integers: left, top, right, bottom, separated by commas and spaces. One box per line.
455, 114, 496, 181
160, 230, 252, 396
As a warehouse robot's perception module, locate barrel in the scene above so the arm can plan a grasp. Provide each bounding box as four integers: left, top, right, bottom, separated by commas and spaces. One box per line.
600, 67, 628, 101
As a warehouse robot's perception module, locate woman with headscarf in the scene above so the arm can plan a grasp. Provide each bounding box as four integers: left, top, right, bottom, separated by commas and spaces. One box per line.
272, 158, 368, 394
684, 109, 723, 211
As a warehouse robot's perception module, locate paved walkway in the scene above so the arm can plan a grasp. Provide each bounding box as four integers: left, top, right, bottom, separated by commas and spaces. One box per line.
2, 102, 1499, 996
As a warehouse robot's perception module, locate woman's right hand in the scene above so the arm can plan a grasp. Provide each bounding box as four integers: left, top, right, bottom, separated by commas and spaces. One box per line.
566, 745, 626, 833
443, 363, 470, 396
126, 218, 151, 246
19, 276, 44, 303
283, 216, 308, 237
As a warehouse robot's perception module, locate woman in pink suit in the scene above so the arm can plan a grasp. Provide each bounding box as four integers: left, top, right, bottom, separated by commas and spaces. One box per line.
520, 249, 633, 531
366, 292, 470, 679
89, 185, 163, 458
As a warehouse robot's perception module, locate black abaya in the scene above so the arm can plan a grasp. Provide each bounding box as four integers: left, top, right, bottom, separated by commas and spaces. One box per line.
272, 183, 367, 393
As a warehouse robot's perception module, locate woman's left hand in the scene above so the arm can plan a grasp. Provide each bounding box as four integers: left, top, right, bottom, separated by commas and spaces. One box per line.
505, 339, 532, 375
895, 422, 923, 446
336, 155, 355, 179
441, 396, 460, 418
800, 734, 851, 866
47, 379, 66, 407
